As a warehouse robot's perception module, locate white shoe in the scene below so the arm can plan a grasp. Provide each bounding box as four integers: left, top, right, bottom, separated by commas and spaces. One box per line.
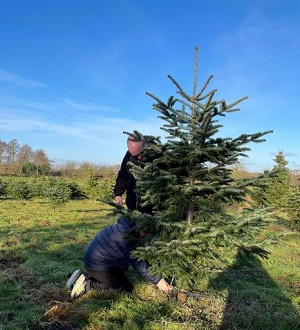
66, 269, 81, 289
71, 274, 87, 299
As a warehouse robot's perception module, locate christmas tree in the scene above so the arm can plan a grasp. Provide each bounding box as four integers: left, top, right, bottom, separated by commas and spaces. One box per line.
117, 50, 274, 289
286, 185, 300, 230
253, 150, 291, 209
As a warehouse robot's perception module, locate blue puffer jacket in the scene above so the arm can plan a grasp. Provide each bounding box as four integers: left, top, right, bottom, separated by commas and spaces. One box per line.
84, 217, 160, 285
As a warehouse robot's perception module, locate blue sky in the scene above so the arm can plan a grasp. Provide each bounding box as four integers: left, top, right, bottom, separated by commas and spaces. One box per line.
0, 0, 299, 172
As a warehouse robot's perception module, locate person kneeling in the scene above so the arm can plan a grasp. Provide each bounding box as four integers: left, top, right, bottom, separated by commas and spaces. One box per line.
66, 216, 172, 298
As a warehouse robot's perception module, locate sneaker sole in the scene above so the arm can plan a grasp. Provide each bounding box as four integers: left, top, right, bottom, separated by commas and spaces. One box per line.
71, 274, 86, 299
66, 269, 81, 289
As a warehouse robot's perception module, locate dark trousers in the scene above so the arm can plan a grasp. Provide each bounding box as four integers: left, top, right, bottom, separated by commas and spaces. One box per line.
85, 267, 133, 293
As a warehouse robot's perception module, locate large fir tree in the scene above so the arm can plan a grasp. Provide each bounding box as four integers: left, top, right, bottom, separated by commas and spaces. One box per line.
115, 55, 274, 289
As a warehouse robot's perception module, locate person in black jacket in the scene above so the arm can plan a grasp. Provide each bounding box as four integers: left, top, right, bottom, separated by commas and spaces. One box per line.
114, 134, 152, 213
66, 216, 172, 298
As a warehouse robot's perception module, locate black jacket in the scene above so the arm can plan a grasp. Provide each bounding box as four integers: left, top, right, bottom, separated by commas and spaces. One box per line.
114, 151, 152, 213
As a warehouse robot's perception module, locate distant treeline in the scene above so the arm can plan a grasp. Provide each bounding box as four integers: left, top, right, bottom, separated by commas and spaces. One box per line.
0, 138, 120, 179
1, 138, 299, 183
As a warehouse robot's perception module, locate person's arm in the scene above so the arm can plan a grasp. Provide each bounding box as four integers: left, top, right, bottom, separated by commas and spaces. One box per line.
114, 151, 130, 204
117, 221, 173, 292
130, 258, 173, 292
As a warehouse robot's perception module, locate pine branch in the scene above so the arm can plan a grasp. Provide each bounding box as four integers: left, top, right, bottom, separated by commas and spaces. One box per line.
195, 74, 214, 99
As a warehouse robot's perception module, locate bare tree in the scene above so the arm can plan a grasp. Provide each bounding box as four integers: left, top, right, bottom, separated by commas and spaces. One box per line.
17, 144, 34, 173
0, 140, 7, 164
33, 149, 51, 175
6, 139, 20, 164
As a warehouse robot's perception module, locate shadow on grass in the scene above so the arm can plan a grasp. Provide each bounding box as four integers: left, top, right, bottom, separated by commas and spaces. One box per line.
209, 249, 300, 330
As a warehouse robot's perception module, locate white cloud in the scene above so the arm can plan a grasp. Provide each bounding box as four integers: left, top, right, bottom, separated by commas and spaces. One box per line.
63, 99, 120, 113
0, 101, 162, 142
0, 113, 82, 136
0, 69, 48, 88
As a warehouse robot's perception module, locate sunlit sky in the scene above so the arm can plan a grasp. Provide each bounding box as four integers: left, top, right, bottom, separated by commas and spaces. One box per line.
0, 0, 299, 172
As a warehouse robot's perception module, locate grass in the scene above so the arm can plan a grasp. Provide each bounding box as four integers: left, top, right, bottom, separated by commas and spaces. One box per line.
0, 198, 299, 330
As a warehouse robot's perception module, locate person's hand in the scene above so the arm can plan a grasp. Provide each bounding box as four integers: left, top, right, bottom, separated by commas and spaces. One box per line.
114, 196, 123, 205
156, 279, 173, 292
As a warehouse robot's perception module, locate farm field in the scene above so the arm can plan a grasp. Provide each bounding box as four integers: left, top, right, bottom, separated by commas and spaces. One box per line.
0, 198, 299, 330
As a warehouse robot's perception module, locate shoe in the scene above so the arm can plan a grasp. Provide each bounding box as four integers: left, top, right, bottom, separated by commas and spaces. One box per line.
66, 269, 81, 289
71, 274, 87, 299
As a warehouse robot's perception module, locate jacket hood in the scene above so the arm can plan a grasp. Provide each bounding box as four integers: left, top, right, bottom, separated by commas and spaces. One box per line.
117, 216, 135, 229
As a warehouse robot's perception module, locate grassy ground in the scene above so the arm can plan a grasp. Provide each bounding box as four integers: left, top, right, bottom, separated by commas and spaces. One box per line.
0, 198, 299, 330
